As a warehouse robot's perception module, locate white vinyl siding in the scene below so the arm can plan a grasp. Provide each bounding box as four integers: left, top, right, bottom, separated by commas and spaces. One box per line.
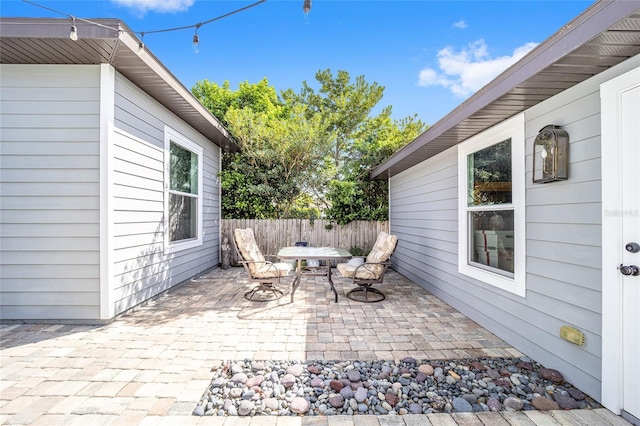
111, 73, 220, 316
388, 57, 640, 402
0, 64, 101, 320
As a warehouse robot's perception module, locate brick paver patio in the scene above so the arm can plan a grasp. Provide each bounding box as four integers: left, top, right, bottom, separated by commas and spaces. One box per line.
0, 267, 630, 425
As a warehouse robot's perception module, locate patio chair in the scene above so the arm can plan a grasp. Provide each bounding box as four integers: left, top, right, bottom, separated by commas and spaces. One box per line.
336, 231, 398, 303
233, 228, 292, 301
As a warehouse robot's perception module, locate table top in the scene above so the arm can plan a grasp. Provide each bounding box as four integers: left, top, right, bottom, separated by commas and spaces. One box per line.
277, 246, 352, 260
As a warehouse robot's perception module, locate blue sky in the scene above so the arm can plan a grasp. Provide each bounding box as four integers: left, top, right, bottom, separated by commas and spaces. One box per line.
2, 0, 593, 125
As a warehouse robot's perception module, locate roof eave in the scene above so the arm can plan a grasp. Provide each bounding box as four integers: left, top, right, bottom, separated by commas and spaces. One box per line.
372, 0, 640, 179
0, 17, 238, 151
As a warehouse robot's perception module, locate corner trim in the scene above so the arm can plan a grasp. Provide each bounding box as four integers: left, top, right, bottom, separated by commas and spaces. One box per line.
99, 64, 115, 320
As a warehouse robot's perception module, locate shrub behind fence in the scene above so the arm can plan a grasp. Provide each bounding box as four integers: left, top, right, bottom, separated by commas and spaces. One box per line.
221, 219, 389, 265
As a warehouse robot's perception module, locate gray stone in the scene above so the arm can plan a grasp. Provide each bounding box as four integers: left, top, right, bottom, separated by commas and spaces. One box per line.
211, 378, 225, 387
452, 396, 473, 412
339, 386, 354, 399
238, 400, 254, 416
355, 386, 368, 403
230, 373, 248, 384
409, 402, 423, 414
462, 394, 477, 405
346, 370, 361, 382
241, 389, 255, 400
568, 387, 586, 400
503, 396, 524, 411
553, 393, 578, 409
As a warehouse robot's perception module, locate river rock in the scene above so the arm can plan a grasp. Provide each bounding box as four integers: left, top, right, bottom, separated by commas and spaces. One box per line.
330, 380, 344, 392
540, 368, 564, 383
290, 397, 310, 414
568, 387, 586, 400
329, 395, 344, 408
531, 397, 560, 410
238, 400, 254, 416
452, 397, 473, 412
504, 396, 524, 411
281, 374, 296, 388
246, 375, 264, 387
287, 364, 304, 377
418, 364, 434, 375
553, 393, 578, 409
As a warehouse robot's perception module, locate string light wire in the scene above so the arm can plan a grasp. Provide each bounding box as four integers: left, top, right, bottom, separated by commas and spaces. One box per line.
21, 0, 266, 48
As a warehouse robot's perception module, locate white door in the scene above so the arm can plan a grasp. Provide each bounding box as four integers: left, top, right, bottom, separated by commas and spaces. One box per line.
601, 66, 640, 425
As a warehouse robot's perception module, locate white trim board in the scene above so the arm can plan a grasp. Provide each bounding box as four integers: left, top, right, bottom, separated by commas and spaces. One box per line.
600, 65, 640, 417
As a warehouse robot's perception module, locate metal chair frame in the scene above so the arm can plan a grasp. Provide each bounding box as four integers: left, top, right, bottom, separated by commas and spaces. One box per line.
233, 234, 287, 302
345, 259, 394, 303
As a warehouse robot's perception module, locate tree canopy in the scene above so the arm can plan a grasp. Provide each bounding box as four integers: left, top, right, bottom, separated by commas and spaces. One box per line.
191, 71, 426, 222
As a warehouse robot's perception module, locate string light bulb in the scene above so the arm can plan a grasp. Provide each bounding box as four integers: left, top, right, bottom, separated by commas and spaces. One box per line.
138, 32, 145, 54
303, 0, 311, 14
69, 17, 78, 41
192, 24, 201, 53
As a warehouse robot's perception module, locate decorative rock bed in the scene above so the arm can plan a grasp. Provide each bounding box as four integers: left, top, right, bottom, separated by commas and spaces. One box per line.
193, 357, 600, 417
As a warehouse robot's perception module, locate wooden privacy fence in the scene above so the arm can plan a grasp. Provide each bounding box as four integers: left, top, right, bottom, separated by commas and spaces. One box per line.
221, 219, 389, 265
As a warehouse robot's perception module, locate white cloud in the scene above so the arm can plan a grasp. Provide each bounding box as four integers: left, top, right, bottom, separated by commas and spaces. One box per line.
452, 20, 467, 29
112, 0, 195, 15
417, 39, 538, 97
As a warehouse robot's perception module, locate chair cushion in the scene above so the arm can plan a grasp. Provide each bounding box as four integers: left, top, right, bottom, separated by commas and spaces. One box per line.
367, 231, 398, 263
337, 262, 379, 280
337, 232, 398, 280
363, 231, 398, 277
234, 228, 292, 279
234, 228, 266, 277
254, 262, 292, 279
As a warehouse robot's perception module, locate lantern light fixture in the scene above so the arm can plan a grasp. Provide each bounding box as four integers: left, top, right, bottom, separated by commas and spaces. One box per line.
533, 125, 569, 184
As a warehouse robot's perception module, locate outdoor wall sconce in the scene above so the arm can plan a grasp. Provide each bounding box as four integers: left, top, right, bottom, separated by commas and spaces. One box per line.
533, 125, 569, 183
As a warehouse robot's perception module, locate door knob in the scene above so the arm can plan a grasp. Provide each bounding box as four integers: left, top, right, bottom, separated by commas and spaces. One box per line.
626, 242, 640, 253
619, 264, 640, 276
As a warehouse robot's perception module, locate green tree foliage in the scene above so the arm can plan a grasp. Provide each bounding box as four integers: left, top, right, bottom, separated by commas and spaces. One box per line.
193, 78, 330, 218
192, 71, 426, 222
282, 69, 385, 171
224, 102, 329, 217
326, 107, 425, 225
191, 78, 278, 125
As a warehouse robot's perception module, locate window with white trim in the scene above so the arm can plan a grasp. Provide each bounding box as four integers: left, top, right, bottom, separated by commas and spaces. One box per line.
458, 114, 525, 297
164, 127, 203, 252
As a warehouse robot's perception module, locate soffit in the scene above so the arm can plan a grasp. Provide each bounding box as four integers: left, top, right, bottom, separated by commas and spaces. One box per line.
0, 17, 237, 151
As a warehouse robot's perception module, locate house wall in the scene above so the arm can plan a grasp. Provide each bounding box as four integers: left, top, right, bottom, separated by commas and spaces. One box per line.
0, 64, 102, 320
111, 72, 221, 317
389, 55, 640, 402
